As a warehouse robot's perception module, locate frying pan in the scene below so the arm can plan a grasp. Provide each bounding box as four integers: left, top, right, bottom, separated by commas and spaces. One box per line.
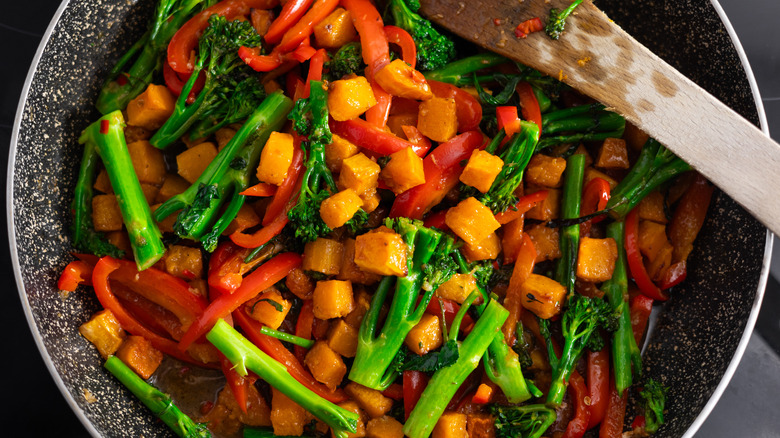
7, 0, 771, 436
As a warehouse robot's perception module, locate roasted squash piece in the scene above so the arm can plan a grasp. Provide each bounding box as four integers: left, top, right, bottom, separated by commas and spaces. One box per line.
327, 319, 359, 358
519, 274, 566, 319
366, 415, 404, 438
381, 146, 425, 194
436, 273, 478, 304
328, 75, 377, 121
445, 197, 501, 247
339, 238, 383, 285
126, 84, 175, 131
354, 229, 408, 277
405, 313, 443, 355
79, 309, 126, 359
303, 238, 344, 276
339, 152, 381, 195
313, 280, 355, 319
460, 149, 504, 193
462, 231, 501, 262
345, 382, 394, 419
432, 412, 468, 438
127, 140, 166, 185
256, 131, 294, 185
305, 341, 348, 391
325, 133, 360, 173
92, 194, 123, 232
177, 142, 218, 184
313, 7, 357, 49
162, 244, 203, 280
374, 59, 433, 100
525, 154, 567, 188
526, 222, 561, 262
116, 335, 163, 380
417, 96, 458, 143
595, 137, 630, 169
576, 237, 618, 283
320, 188, 364, 229
270, 387, 308, 436
245, 288, 291, 330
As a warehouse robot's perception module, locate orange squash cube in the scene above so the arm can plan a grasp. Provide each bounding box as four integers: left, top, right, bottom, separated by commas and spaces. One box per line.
285, 267, 315, 300
328, 75, 377, 121
344, 288, 372, 329
339, 152, 381, 195
177, 142, 218, 184
163, 244, 203, 280
320, 188, 364, 229
271, 387, 308, 436
345, 382, 394, 419
460, 149, 504, 193
116, 336, 163, 380
327, 319, 359, 357
462, 231, 501, 262
417, 96, 458, 143
526, 223, 562, 263
339, 238, 383, 286
156, 174, 190, 203
106, 231, 132, 255
337, 400, 367, 438
305, 341, 348, 391
223, 204, 261, 235
596, 138, 629, 169
92, 194, 123, 232
405, 313, 443, 355
245, 288, 291, 330
525, 187, 561, 221
576, 237, 619, 283
354, 230, 408, 276
639, 220, 671, 262
313, 7, 357, 49
436, 273, 478, 304
381, 146, 425, 194
256, 131, 294, 185
140, 183, 159, 204
94, 169, 113, 194
359, 189, 381, 214
374, 59, 433, 100
584, 168, 618, 190
127, 140, 166, 185
386, 113, 418, 138
126, 84, 175, 131
433, 412, 468, 438
623, 121, 650, 151
303, 238, 344, 276
525, 154, 567, 188
638, 191, 668, 224
325, 134, 360, 173
646, 243, 673, 281
367, 416, 404, 438
79, 309, 126, 358
215, 126, 237, 150
445, 197, 501, 247
124, 125, 152, 144
519, 274, 566, 319
313, 280, 355, 319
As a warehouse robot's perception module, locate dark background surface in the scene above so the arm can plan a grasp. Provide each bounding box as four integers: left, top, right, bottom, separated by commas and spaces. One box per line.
1, 0, 778, 436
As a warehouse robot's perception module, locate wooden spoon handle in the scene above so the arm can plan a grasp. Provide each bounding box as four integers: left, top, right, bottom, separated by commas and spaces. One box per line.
421, 0, 780, 235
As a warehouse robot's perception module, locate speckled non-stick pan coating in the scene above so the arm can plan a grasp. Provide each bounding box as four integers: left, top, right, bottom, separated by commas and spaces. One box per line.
9, 0, 769, 436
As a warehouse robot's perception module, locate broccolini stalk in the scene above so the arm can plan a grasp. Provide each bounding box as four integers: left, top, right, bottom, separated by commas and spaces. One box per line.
150, 15, 266, 149
243, 427, 313, 438
536, 103, 625, 150
490, 404, 557, 438
423, 53, 508, 86
640, 378, 668, 434
207, 320, 359, 438
403, 298, 509, 438
259, 326, 315, 349
602, 220, 642, 393
607, 138, 692, 219
153, 91, 293, 251
104, 356, 211, 438
385, 0, 456, 71
554, 153, 586, 298
350, 218, 457, 390
79, 111, 164, 270
545, 0, 584, 40
70, 139, 124, 258
96, 0, 215, 114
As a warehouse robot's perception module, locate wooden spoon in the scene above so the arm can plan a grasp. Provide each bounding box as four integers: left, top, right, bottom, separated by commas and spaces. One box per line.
420, 0, 780, 236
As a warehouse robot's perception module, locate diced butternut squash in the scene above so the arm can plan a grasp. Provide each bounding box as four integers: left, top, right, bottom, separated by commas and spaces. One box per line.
519, 274, 566, 319
526, 223, 561, 262
244, 288, 292, 330
339, 153, 381, 195
354, 229, 408, 276
584, 168, 618, 190
126, 84, 176, 131
381, 146, 426, 194
156, 174, 190, 203
638, 220, 671, 262
313, 280, 355, 319
460, 149, 504, 193
124, 125, 152, 144
336, 400, 367, 438
328, 319, 359, 357
467, 414, 496, 438
303, 238, 344, 275
177, 142, 218, 184
256, 131, 294, 185
405, 313, 443, 355
595, 138, 629, 169
127, 140, 166, 185
437, 273, 478, 304
92, 194, 123, 232
305, 341, 348, 391
646, 243, 673, 281
106, 230, 131, 255
325, 134, 360, 173
215, 126, 237, 151
152, 204, 178, 233
525, 154, 567, 188
344, 287, 372, 328
433, 412, 468, 438
576, 237, 618, 283
623, 121, 650, 151
320, 188, 364, 229
285, 267, 315, 300
417, 96, 458, 143
163, 244, 203, 280
359, 190, 381, 214
313, 8, 357, 49
115, 335, 163, 380
374, 59, 433, 100
345, 382, 394, 419
271, 387, 308, 436
328, 75, 377, 121
79, 309, 126, 358
386, 113, 418, 139
462, 231, 501, 262
638, 190, 668, 224
366, 416, 404, 438
445, 197, 501, 247
140, 183, 159, 205
525, 187, 561, 221
339, 238, 383, 285
94, 169, 113, 193
223, 204, 261, 235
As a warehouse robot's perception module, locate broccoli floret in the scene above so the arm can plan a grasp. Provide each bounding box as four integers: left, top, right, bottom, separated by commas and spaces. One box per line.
490, 404, 557, 438
326, 42, 365, 80
386, 0, 456, 71
640, 379, 668, 434
545, 0, 584, 40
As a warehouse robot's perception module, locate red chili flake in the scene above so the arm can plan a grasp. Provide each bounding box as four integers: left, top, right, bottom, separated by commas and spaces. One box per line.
200, 400, 214, 415
116, 73, 128, 86
493, 18, 503, 26
99, 119, 110, 134
514, 17, 544, 39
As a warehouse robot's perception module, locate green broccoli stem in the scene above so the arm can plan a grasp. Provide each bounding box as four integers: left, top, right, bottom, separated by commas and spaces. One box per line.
150, 70, 219, 149
207, 320, 358, 437
607, 138, 692, 219
79, 111, 164, 270
554, 153, 586, 298
602, 220, 642, 393
243, 427, 313, 438
640, 378, 668, 433
536, 104, 625, 151
423, 53, 508, 86
546, 0, 585, 40
104, 356, 211, 438
386, 0, 455, 71
403, 299, 509, 438
536, 130, 626, 151
490, 404, 557, 438
259, 326, 315, 349
70, 139, 124, 258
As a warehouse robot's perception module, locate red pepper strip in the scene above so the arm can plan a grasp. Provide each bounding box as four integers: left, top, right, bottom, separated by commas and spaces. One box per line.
264, 0, 313, 44
422, 209, 448, 230
208, 241, 251, 297
659, 261, 687, 289
303, 48, 328, 98
494, 190, 549, 224
384, 25, 417, 68
365, 81, 392, 127
580, 177, 611, 236
343, 0, 391, 77
496, 106, 522, 137
428, 80, 482, 132
586, 348, 610, 430
668, 173, 714, 264
233, 308, 348, 403
286, 69, 306, 100
220, 353, 250, 413
163, 62, 203, 104
403, 370, 429, 420
471, 383, 494, 404
625, 208, 669, 301
631, 415, 646, 431
178, 252, 302, 350
238, 46, 285, 72
382, 383, 404, 401
111, 281, 185, 340
630, 293, 654, 346
276, 0, 339, 53
562, 371, 591, 438
503, 233, 536, 344
92, 257, 206, 365
168, 0, 278, 74
262, 137, 304, 225
330, 118, 425, 157
294, 300, 315, 363
291, 39, 317, 63
231, 200, 290, 248
514, 17, 544, 39
239, 182, 277, 197
425, 296, 475, 329
390, 130, 484, 219
516, 81, 542, 130
401, 125, 432, 156
599, 377, 628, 438
57, 260, 93, 292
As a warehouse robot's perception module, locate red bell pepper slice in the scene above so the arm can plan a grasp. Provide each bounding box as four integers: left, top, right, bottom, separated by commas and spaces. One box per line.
516, 81, 542, 129
365, 81, 392, 128
630, 293, 654, 346
276, 0, 339, 53
471, 383, 494, 405
303, 48, 328, 98
239, 182, 277, 197
57, 260, 93, 292
291, 39, 318, 63
580, 177, 611, 236
264, 0, 313, 44
238, 46, 285, 72
668, 173, 714, 264
425, 296, 475, 330
422, 209, 448, 230
599, 377, 628, 438
330, 118, 425, 157
110, 280, 184, 340
503, 233, 536, 344
494, 190, 549, 224
631, 415, 646, 431
403, 370, 429, 420
384, 25, 417, 68
390, 130, 484, 219
262, 135, 305, 225
231, 200, 290, 248
562, 371, 591, 438
208, 241, 251, 297
428, 80, 482, 132
625, 208, 669, 301
382, 383, 404, 401
496, 106, 522, 137
400, 125, 432, 156
294, 300, 315, 363
163, 62, 204, 104
178, 252, 302, 350
514, 17, 544, 39
586, 348, 610, 429
220, 352, 250, 413
343, 0, 390, 77
659, 261, 687, 289
168, 0, 278, 74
